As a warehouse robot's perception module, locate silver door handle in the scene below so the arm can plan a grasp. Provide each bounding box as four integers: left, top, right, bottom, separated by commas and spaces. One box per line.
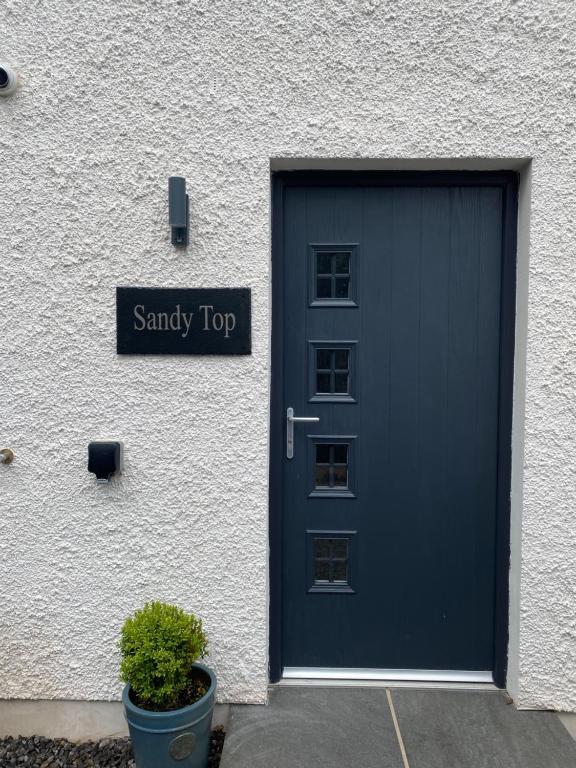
286, 407, 320, 459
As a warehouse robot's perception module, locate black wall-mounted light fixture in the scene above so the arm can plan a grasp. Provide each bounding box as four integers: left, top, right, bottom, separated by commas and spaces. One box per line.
168, 176, 189, 246
88, 441, 122, 484
0, 64, 18, 96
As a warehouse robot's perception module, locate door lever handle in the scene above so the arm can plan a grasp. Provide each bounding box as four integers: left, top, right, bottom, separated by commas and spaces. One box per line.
286, 407, 320, 459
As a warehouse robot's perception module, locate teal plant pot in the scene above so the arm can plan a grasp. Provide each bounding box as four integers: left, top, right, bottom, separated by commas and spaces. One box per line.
123, 662, 217, 768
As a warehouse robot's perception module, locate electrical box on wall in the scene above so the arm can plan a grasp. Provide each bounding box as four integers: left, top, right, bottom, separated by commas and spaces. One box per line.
168, 176, 189, 246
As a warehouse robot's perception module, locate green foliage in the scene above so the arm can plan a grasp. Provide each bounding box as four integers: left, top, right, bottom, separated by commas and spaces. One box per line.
119, 601, 208, 709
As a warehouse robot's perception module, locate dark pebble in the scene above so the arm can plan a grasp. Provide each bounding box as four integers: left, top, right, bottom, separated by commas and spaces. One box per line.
0, 728, 226, 767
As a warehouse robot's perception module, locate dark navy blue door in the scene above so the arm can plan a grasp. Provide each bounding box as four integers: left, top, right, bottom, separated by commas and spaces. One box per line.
276, 175, 515, 677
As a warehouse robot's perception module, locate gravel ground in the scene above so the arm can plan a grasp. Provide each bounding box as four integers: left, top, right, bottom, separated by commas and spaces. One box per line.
0, 727, 225, 767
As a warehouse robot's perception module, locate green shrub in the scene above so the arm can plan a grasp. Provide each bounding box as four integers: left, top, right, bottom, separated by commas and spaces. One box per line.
119, 601, 208, 709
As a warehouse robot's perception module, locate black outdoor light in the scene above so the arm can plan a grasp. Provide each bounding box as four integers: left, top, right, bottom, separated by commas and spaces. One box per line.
0, 64, 18, 96
168, 176, 189, 246
88, 441, 122, 484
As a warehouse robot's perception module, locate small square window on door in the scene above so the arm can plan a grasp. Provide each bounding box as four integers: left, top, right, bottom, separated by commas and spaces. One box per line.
309, 341, 357, 403
309, 244, 358, 307
306, 530, 357, 593
308, 436, 356, 498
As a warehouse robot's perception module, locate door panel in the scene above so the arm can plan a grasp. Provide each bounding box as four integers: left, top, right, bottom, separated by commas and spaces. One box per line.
277, 177, 512, 675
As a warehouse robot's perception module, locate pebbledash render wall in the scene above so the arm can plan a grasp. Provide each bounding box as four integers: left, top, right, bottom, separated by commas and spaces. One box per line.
1, 0, 576, 713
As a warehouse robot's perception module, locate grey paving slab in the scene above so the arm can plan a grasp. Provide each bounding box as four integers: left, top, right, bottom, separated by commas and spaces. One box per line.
391, 690, 576, 768
220, 687, 404, 768
559, 713, 576, 742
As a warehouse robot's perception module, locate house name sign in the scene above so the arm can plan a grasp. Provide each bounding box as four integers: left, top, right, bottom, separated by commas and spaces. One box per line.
116, 287, 251, 355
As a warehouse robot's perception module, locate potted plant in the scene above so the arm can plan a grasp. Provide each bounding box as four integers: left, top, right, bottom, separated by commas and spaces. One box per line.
120, 601, 217, 768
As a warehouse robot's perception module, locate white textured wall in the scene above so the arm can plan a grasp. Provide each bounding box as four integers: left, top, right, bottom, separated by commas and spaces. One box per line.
1, 0, 575, 710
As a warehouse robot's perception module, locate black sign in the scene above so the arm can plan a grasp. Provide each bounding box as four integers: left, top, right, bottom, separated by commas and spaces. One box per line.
116, 287, 251, 355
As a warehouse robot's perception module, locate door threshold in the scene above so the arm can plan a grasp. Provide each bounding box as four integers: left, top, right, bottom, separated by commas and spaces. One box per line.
277, 667, 498, 690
